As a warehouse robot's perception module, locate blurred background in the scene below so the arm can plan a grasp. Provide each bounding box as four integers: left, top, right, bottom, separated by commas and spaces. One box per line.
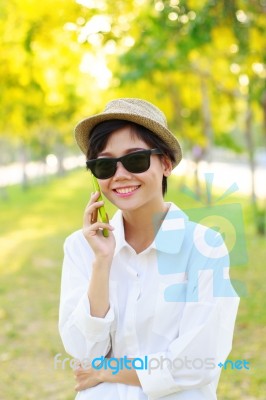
0, 0, 265, 399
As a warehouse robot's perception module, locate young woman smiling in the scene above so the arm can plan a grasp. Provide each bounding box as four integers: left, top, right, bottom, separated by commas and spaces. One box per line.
59, 98, 239, 400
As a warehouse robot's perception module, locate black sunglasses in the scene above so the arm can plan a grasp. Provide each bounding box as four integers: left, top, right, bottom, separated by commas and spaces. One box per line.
86, 148, 163, 179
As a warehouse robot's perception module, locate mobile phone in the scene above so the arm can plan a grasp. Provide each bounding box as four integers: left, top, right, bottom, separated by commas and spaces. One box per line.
91, 173, 109, 237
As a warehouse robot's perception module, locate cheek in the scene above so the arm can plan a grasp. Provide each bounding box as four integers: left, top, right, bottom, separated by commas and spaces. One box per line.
141, 170, 164, 192
149, 160, 165, 180
98, 180, 109, 195
100, 188, 114, 205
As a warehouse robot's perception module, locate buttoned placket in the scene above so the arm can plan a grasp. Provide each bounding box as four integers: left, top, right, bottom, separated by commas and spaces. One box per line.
122, 248, 143, 356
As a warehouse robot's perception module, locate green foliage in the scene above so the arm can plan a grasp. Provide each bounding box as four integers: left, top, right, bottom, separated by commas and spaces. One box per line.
1, 0, 266, 164
0, 0, 83, 158
214, 132, 244, 153
108, 0, 266, 158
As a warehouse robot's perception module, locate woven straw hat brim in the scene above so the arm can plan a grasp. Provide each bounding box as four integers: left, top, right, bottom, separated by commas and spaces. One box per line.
75, 112, 182, 168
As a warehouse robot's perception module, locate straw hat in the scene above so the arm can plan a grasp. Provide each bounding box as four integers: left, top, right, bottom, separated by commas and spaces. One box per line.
74, 98, 182, 167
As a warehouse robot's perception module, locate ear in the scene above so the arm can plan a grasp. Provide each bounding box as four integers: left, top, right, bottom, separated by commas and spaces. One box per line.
161, 156, 172, 177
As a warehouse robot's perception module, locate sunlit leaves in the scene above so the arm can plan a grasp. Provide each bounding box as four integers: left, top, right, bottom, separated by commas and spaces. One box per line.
1, 0, 266, 162
108, 0, 266, 154
0, 0, 84, 158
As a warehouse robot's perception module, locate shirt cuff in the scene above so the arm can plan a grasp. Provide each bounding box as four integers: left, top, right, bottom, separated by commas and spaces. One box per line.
136, 353, 180, 399
72, 292, 115, 342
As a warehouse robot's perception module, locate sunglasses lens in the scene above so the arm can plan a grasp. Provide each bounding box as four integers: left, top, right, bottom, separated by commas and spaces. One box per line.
93, 159, 116, 179
123, 152, 150, 173
88, 150, 155, 179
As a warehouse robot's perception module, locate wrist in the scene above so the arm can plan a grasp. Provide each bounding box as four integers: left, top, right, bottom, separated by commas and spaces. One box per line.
93, 257, 112, 269
98, 366, 108, 383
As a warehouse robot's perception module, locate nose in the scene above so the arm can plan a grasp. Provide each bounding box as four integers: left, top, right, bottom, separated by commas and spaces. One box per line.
113, 161, 132, 180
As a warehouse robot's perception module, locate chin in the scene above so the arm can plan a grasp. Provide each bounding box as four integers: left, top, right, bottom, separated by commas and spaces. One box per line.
107, 195, 139, 210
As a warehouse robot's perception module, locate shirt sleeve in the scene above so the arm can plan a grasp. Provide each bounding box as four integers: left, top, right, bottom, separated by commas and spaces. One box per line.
58, 232, 115, 361
136, 231, 240, 399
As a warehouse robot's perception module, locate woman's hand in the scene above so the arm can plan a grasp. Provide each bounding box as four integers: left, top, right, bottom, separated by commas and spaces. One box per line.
74, 365, 102, 392
83, 192, 116, 261
74, 359, 141, 391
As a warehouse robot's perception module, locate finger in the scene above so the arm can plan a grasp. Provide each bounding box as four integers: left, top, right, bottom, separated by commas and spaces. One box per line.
84, 199, 104, 213
86, 192, 102, 210
84, 222, 114, 237
75, 383, 82, 391
91, 208, 98, 224
84, 192, 102, 212
74, 366, 83, 376
75, 379, 87, 391
88, 191, 101, 204
83, 201, 104, 225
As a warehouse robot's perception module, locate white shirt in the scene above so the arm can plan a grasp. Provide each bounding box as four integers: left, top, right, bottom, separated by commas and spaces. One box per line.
59, 202, 239, 400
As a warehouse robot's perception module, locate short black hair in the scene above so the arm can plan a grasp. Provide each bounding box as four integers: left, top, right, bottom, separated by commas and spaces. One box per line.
86, 120, 176, 196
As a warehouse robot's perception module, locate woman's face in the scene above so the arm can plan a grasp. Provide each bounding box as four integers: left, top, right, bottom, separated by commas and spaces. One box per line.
97, 126, 172, 213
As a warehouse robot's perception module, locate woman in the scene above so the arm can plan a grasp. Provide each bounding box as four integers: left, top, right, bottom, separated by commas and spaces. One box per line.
59, 98, 239, 399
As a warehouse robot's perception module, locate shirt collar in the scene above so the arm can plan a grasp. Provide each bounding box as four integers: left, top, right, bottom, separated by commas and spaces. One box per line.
111, 202, 188, 256
150, 202, 188, 254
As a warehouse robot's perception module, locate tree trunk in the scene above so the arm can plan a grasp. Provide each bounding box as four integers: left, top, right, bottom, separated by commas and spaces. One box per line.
244, 99, 256, 205
261, 89, 266, 154
55, 142, 65, 176
200, 76, 214, 163
244, 96, 265, 234
259, 89, 266, 234
19, 143, 29, 190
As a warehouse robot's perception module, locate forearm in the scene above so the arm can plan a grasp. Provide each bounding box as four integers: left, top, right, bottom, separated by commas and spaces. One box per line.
74, 358, 141, 392
88, 259, 111, 317
99, 363, 141, 387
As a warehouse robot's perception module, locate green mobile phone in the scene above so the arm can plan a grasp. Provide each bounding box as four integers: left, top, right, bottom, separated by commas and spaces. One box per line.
91, 173, 109, 237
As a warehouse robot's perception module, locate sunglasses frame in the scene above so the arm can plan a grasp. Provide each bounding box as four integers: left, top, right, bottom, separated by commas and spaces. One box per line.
86, 148, 163, 179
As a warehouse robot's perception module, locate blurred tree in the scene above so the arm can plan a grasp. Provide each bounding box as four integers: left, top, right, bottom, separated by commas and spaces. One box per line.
1, 0, 266, 234
0, 0, 85, 186
113, 0, 266, 156
84, 0, 266, 232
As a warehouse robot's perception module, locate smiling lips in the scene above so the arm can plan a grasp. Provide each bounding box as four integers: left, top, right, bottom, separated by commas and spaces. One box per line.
114, 185, 140, 196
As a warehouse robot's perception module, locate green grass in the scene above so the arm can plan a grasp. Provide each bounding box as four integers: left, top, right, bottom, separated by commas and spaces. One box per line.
0, 169, 265, 399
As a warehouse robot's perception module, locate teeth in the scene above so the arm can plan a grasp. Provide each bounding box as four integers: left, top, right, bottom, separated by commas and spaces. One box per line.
116, 186, 139, 194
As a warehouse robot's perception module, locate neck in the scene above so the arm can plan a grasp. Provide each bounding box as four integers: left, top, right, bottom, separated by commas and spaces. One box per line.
122, 201, 170, 253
